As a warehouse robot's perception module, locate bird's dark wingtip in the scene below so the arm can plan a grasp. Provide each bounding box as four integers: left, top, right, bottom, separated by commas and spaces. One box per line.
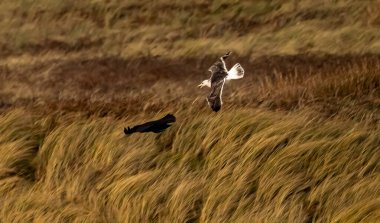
212, 107, 221, 112
211, 104, 221, 112
221, 51, 232, 60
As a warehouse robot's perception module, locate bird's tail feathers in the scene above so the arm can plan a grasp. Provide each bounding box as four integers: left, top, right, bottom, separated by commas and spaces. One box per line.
226, 63, 244, 80
124, 127, 135, 135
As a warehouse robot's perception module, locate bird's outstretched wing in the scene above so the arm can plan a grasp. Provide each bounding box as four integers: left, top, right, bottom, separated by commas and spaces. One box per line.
208, 51, 231, 80
207, 78, 225, 112
221, 51, 231, 60
226, 63, 244, 80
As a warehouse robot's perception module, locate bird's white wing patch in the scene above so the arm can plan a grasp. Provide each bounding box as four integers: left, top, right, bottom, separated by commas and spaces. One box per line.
226, 63, 244, 80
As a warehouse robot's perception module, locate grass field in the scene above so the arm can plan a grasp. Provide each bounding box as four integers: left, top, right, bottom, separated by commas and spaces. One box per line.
0, 0, 380, 222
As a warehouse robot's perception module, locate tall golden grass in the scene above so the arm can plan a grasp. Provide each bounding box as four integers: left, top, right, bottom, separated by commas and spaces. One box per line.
0, 106, 379, 222
1, 0, 380, 58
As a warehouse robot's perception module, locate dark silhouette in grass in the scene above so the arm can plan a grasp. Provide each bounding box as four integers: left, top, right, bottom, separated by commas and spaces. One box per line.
124, 114, 176, 135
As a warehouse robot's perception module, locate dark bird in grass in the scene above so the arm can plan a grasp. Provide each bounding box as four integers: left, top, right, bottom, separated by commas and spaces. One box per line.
124, 114, 176, 135
198, 51, 245, 112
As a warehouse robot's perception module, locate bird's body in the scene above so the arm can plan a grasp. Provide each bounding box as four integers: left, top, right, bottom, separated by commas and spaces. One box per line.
198, 52, 244, 112
124, 114, 176, 135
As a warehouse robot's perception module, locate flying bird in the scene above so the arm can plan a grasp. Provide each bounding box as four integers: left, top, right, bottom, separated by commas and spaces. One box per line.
124, 114, 176, 135
198, 52, 244, 112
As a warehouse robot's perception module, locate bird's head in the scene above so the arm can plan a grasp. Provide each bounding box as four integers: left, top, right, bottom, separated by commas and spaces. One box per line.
198, 79, 211, 88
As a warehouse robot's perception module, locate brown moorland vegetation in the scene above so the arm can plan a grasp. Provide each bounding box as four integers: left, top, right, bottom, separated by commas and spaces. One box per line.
0, 0, 380, 222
